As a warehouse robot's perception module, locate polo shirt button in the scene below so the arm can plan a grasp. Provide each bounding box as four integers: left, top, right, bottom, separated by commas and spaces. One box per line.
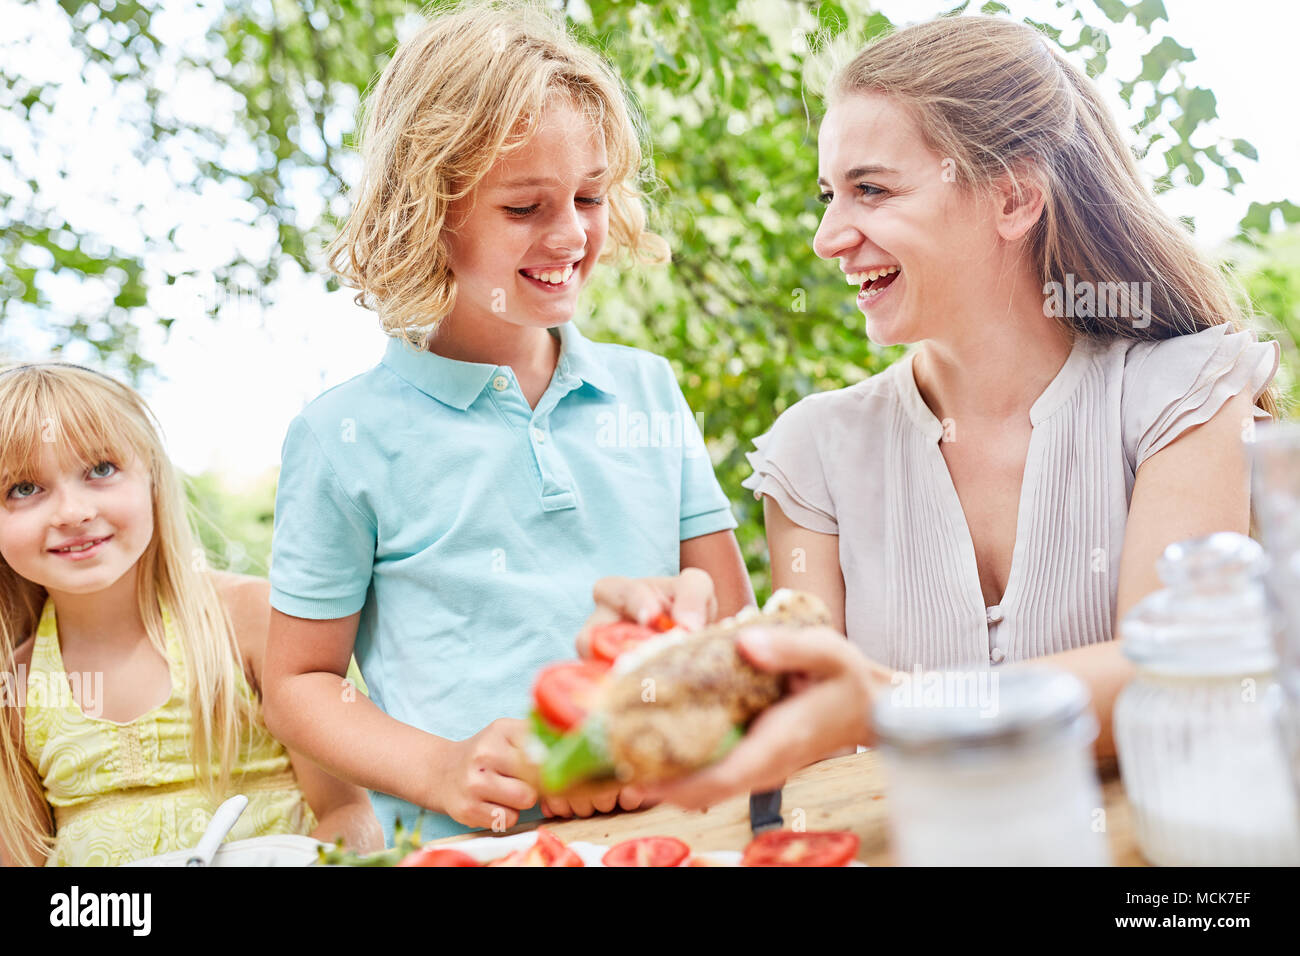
990, 647, 1006, 663
491, 375, 509, 391
986, 604, 1004, 624
531, 427, 546, 444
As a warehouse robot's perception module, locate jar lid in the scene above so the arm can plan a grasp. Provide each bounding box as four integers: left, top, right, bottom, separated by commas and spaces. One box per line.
1122, 532, 1277, 676
873, 668, 1095, 757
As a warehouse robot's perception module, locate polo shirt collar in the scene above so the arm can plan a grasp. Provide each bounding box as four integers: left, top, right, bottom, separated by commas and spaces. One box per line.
381, 336, 496, 411
380, 321, 616, 411
554, 321, 617, 396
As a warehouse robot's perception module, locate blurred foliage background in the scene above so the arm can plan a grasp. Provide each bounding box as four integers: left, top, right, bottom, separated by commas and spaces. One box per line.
3, 0, 1299, 600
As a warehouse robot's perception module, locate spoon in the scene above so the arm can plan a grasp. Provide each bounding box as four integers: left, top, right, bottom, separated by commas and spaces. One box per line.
186, 795, 249, 867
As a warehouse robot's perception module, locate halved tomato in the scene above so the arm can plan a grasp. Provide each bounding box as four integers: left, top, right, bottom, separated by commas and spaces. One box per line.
602, 836, 691, 867
532, 660, 610, 731
590, 621, 658, 663
397, 847, 479, 867
741, 830, 859, 867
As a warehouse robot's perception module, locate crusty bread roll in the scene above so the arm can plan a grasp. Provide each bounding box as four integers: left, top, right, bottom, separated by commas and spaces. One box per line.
597, 590, 833, 783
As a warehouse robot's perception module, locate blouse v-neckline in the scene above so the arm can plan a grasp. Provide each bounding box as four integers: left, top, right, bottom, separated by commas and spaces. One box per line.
36, 599, 182, 728
893, 337, 1094, 622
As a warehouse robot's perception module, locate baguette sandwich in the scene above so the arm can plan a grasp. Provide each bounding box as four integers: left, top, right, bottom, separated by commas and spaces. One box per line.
528, 589, 832, 792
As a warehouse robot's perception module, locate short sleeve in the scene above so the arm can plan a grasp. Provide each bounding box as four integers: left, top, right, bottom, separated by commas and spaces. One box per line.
741, 395, 838, 534
1122, 323, 1281, 470
269, 415, 377, 619
674, 382, 738, 541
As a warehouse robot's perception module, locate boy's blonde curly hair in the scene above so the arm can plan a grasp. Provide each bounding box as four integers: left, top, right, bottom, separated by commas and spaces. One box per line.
327, 0, 669, 343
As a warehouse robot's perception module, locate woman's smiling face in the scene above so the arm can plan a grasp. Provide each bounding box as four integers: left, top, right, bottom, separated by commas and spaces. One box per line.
443, 97, 611, 332
813, 93, 1004, 346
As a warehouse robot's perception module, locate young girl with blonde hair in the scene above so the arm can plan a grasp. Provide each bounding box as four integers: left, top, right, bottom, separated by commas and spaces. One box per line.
263, 0, 751, 845
0, 363, 380, 866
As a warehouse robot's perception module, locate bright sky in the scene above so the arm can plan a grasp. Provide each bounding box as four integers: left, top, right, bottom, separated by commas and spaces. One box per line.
6, 0, 1299, 482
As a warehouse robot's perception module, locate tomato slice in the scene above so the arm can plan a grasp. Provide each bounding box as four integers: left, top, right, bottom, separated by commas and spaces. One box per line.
601, 836, 691, 867
397, 847, 479, 867
648, 612, 677, 633
532, 659, 610, 731
487, 848, 538, 867
534, 827, 584, 867
488, 828, 584, 867
590, 621, 659, 663
741, 830, 859, 867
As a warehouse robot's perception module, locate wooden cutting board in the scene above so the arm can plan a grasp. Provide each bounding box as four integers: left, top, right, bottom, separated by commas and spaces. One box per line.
432, 749, 1146, 865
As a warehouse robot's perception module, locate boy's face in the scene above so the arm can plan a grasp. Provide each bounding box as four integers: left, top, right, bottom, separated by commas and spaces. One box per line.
444, 98, 611, 331
0, 445, 154, 598
812, 92, 1002, 347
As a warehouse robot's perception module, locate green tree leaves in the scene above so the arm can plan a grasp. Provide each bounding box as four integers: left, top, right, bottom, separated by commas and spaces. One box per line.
3, 0, 1295, 596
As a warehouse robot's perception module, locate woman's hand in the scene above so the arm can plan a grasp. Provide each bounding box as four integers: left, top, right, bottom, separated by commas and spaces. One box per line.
576, 568, 719, 658
639, 625, 891, 810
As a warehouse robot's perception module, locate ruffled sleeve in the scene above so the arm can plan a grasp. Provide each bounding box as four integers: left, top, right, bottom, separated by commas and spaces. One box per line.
740, 395, 838, 533
1122, 323, 1280, 470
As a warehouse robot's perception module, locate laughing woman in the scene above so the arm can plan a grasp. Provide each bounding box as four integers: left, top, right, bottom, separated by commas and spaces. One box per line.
580, 15, 1281, 806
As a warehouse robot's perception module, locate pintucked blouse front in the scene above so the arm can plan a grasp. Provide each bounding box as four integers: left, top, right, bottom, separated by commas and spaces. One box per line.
742, 323, 1280, 671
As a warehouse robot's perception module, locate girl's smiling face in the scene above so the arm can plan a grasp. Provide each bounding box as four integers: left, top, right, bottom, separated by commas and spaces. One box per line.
0, 445, 154, 597
443, 97, 610, 331
813, 93, 1004, 346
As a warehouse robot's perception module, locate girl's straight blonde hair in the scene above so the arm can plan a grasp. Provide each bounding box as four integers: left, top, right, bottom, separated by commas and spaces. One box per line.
327, 0, 669, 343
0, 365, 254, 866
827, 15, 1278, 417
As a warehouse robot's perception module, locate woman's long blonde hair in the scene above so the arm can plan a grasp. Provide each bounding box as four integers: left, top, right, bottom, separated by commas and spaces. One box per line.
327, 0, 669, 343
827, 15, 1279, 418
0, 365, 254, 866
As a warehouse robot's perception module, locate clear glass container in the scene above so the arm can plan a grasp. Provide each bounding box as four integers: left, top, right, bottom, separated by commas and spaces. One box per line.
1115, 532, 1300, 866
1249, 422, 1300, 800
875, 669, 1109, 865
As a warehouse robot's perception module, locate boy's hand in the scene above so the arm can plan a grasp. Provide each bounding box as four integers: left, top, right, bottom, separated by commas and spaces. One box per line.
576, 568, 718, 658
430, 718, 539, 831
540, 781, 654, 819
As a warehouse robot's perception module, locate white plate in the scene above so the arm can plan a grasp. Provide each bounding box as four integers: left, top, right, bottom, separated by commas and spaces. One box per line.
122, 834, 327, 867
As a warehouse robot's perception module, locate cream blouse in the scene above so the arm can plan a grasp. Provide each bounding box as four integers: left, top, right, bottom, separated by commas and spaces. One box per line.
742, 323, 1281, 671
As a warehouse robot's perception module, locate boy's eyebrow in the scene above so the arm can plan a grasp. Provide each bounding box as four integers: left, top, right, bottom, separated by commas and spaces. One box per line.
494, 168, 609, 189
817, 164, 900, 187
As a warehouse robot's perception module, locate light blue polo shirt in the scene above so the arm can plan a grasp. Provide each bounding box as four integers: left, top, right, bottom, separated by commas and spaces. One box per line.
268, 321, 737, 844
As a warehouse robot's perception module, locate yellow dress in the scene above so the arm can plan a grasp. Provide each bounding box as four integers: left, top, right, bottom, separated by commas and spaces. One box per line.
24, 599, 317, 866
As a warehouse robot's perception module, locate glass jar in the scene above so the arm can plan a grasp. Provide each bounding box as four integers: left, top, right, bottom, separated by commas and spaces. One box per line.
1249, 422, 1300, 800
1115, 532, 1300, 866
875, 668, 1109, 865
